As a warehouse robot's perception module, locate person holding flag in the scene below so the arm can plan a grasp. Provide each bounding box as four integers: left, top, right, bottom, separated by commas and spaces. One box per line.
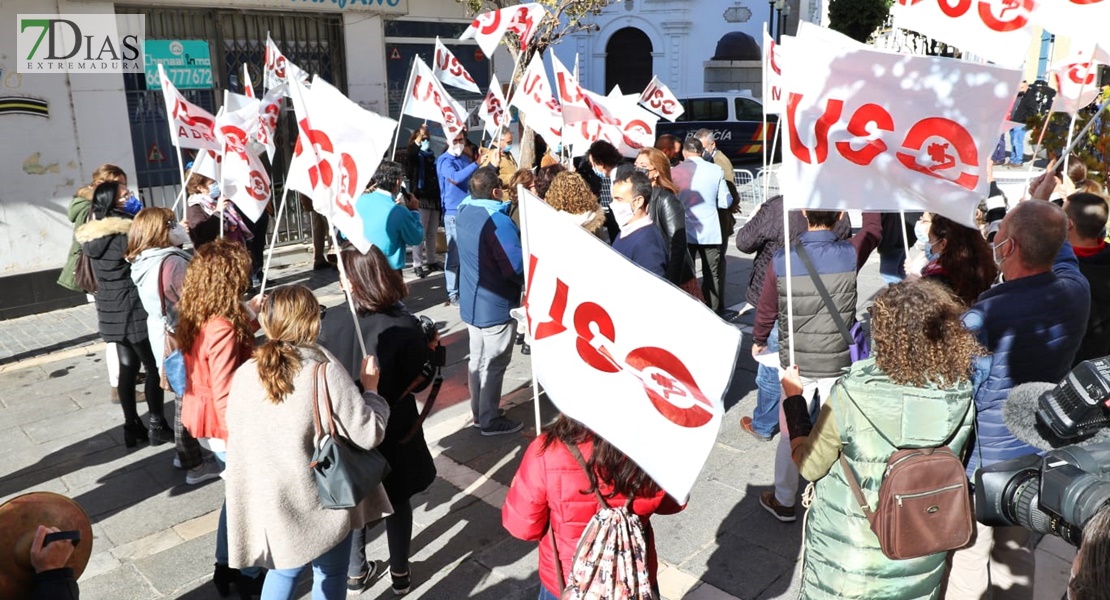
437, 132, 480, 308
480, 130, 518, 188
184, 171, 252, 250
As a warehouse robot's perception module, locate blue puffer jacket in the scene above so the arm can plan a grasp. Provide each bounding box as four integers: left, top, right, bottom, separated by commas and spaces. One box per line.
963, 242, 1090, 478
436, 153, 479, 216
457, 197, 523, 328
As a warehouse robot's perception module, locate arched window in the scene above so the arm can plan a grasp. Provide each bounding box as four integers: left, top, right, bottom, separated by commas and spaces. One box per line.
605, 27, 652, 94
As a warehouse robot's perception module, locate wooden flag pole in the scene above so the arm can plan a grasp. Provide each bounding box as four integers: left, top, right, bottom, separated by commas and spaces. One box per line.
257, 184, 290, 296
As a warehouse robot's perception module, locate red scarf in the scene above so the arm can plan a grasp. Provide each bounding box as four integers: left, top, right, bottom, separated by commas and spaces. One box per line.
1074, 241, 1106, 259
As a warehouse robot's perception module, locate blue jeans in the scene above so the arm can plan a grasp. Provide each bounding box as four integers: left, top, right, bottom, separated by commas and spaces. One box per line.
539, 586, 559, 600
262, 532, 353, 600
878, 248, 906, 285
1009, 125, 1026, 164
213, 452, 262, 578
444, 214, 459, 301
991, 134, 1007, 163
752, 322, 781, 438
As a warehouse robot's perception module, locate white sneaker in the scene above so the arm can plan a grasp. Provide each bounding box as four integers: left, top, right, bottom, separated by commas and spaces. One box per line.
185, 459, 222, 485
172, 455, 182, 469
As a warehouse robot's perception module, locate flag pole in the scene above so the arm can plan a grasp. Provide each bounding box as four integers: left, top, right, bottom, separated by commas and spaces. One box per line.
258, 184, 290, 296
764, 123, 781, 203
782, 200, 796, 366
1061, 63, 1095, 177
517, 184, 543, 436
390, 59, 418, 162
496, 50, 526, 150
159, 63, 190, 223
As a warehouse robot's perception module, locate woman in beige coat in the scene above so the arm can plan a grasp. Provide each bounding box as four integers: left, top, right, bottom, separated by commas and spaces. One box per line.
224, 285, 391, 600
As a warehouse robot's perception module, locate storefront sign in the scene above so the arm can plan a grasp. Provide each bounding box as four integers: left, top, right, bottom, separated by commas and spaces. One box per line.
144, 40, 212, 90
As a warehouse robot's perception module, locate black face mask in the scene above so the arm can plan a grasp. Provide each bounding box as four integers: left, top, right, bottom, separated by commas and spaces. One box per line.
702, 151, 714, 162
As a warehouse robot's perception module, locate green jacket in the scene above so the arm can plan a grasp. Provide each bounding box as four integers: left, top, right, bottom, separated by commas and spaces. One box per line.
58, 196, 92, 292
791, 358, 975, 600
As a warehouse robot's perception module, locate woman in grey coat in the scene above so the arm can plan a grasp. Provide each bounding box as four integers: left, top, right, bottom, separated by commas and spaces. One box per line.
224, 285, 391, 600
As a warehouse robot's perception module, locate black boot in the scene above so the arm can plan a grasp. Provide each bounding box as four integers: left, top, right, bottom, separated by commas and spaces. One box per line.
148, 417, 174, 446
237, 569, 266, 599
123, 420, 149, 448
213, 563, 239, 597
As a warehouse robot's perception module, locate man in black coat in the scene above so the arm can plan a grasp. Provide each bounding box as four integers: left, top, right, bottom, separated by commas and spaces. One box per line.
1064, 192, 1110, 365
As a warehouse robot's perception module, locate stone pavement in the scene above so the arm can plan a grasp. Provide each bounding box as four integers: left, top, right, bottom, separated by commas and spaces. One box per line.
0, 237, 1075, 599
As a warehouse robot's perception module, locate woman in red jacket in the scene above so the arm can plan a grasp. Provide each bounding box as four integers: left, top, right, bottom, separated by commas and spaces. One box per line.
502, 415, 684, 599
176, 238, 265, 598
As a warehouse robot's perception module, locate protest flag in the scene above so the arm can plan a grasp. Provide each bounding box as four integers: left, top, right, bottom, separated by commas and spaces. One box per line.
434, 37, 481, 93
459, 2, 548, 57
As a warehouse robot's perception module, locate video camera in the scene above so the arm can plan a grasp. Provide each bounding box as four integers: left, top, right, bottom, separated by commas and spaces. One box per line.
1036, 357, 1110, 440
975, 442, 1110, 546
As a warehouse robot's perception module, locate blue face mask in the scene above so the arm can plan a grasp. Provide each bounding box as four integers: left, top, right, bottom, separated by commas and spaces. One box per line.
594, 167, 607, 180
914, 220, 929, 245
502, 143, 513, 153
924, 240, 941, 262
118, 193, 143, 216
419, 140, 430, 152
209, 182, 221, 200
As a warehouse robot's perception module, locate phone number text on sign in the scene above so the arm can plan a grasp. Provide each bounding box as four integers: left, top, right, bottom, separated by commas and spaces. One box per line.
144, 39, 213, 90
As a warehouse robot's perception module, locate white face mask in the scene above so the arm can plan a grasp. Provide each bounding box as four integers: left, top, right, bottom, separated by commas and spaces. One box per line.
612, 201, 635, 231
169, 223, 190, 247
448, 143, 463, 157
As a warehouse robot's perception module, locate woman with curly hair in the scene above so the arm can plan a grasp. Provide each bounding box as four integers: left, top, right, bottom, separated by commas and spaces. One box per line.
913, 213, 998, 306
176, 238, 265, 597
780, 279, 983, 599
542, 171, 607, 240
505, 168, 536, 228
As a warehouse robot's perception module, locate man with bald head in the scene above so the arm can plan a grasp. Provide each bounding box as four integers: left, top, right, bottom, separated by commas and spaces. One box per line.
947, 169, 1091, 599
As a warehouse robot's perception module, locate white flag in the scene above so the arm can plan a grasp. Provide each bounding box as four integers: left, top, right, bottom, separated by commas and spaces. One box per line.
510, 52, 563, 151
638, 75, 685, 122
256, 83, 284, 161
519, 188, 740, 502
433, 37, 480, 93
217, 91, 270, 223
780, 24, 1022, 228
1049, 46, 1110, 114
551, 53, 614, 125
891, 0, 1032, 69
405, 57, 467, 142
288, 76, 397, 253
762, 25, 786, 115
242, 63, 255, 99
264, 34, 309, 94
478, 74, 509, 135
459, 3, 548, 57
563, 91, 658, 158
159, 64, 220, 152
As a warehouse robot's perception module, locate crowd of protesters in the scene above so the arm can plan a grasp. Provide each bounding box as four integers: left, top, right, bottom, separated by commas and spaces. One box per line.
53, 112, 1110, 600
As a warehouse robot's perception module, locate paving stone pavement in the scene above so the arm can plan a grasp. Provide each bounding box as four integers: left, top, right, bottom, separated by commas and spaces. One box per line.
0, 237, 1075, 599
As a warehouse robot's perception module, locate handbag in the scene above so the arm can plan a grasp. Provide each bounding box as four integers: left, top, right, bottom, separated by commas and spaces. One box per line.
157, 259, 187, 396
73, 211, 98, 294
308, 362, 391, 510
793, 241, 870, 362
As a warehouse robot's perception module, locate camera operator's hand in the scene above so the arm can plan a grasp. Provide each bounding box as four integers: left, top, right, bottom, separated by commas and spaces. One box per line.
360, 355, 381, 394
30, 526, 74, 573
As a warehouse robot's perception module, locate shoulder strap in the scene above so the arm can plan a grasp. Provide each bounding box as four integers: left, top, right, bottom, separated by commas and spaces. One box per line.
839, 453, 877, 525
565, 442, 610, 507
793, 241, 854, 347
157, 257, 170, 316
311, 362, 325, 442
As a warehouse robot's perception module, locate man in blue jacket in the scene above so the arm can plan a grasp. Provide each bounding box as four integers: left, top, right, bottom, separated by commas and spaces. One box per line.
436, 131, 480, 306
457, 167, 524, 435
947, 190, 1090, 599
356, 161, 423, 271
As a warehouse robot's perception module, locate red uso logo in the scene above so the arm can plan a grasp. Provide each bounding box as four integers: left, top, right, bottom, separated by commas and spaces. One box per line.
769, 40, 782, 76
334, 153, 358, 218
472, 10, 501, 35
506, 7, 539, 51
248, 171, 269, 201
523, 255, 715, 428
435, 47, 476, 83
787, 93, 980, 190
646, 88, 679, 116
1067, 62, 1095, 85
899, 0, 1033, 31
484, 93, 504, 126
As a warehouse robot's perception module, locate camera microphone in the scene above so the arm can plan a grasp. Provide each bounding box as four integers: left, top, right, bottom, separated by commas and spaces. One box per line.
1003, 383, 1068, 452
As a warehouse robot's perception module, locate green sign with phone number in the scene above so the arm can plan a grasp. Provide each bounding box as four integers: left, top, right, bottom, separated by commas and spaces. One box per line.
144, 40, 212, 90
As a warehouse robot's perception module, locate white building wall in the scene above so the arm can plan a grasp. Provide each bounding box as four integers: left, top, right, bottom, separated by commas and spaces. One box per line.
554, 0, 772, 98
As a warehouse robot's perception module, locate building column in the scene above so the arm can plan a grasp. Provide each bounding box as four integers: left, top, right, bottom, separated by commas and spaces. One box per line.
661, 20, 693, 94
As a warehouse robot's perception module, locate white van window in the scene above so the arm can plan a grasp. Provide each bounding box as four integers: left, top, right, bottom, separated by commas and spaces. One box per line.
677, 98, 728, 122
734, 97, 763, 120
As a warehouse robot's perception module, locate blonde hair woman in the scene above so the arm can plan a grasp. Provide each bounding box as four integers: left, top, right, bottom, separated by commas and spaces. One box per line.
635, 148, 700, 297
225, 285, 391, 600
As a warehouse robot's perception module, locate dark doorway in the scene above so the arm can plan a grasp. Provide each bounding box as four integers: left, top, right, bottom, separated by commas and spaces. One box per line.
605, 27, 652, 95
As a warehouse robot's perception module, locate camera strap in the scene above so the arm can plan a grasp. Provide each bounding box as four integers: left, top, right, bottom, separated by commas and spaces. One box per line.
398, 364, 443, 445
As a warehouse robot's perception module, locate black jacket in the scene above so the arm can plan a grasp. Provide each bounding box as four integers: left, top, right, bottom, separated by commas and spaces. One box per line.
649, 187, 696, 286
317, 304, 437, 502
32, 568, 79, 600
75, 216, 148, 343
877, 211, 922, 253
735, 196, 852, 307
404, 142, 441, 211
1075, 244, 1110, 365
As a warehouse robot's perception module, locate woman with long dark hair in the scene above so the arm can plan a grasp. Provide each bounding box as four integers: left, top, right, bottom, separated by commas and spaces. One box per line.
914, 213, 998, 306
76, 181, 170, 447
634, 147, 700, 297
502, 415, 684, 599
784, 279, 982, 598
318, 245, 437, 596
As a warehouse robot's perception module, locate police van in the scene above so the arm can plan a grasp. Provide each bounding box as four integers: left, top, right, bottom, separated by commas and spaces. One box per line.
655, 91, 778, 165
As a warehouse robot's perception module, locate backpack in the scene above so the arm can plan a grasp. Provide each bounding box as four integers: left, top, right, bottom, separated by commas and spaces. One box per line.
552, 443, 655, 600
837, 388, 974, 560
